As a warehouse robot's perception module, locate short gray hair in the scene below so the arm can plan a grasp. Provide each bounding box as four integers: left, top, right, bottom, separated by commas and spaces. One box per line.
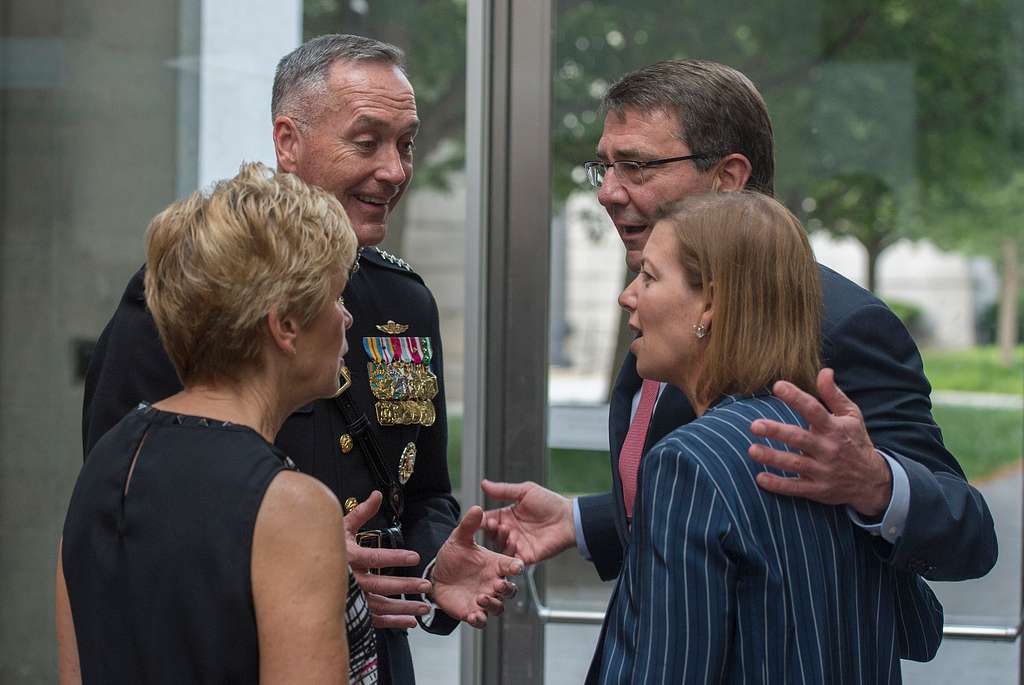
271, 34, 406, 123
603, 60, 775, 196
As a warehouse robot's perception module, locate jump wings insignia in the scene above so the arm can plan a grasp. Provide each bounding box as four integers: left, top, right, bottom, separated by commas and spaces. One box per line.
376, 320, 409, 335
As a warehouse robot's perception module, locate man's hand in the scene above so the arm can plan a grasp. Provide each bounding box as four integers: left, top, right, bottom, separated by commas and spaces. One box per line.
480, 480, 576, 565
430, 506, 524, 629
344, 491, 433, 629
748, 368, 892, 517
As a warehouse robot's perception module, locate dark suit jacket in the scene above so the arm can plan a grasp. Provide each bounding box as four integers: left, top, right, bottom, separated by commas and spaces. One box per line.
578, 264, 997, 583
83, 248, 460, 684
589, 393, 944, 684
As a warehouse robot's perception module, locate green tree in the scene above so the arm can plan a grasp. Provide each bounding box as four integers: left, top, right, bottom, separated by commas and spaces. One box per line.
923, 173, 1024, 366
805, 173, 901, 294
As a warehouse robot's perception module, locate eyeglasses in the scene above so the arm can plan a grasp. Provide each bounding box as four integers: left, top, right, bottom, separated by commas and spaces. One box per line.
583, 153, 711, 188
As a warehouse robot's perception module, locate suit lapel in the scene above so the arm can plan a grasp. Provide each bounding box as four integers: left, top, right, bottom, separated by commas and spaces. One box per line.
609, 352, 642, 468
645, 384, 696, 451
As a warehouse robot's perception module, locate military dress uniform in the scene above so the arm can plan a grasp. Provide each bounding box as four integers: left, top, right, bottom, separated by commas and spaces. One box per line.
83, 247, 460, 685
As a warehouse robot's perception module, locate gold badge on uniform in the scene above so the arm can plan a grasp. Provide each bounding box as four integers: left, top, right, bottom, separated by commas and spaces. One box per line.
376, 320, 409, 335
399, 442, 417, 484
339, 433, 354, 454
364, 332, 438, 427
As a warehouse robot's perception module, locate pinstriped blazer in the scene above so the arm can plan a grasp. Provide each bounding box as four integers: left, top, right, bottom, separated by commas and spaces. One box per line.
592, 393, 943, 685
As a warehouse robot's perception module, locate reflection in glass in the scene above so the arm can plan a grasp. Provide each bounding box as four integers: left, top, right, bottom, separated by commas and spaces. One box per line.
546, 1, 1023, 683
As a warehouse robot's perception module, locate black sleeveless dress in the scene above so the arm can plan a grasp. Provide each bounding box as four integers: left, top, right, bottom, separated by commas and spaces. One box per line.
62, 404, 376, 684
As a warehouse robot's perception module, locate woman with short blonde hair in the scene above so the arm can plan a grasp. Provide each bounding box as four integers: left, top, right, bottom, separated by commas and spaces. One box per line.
145, 163, 357, 384
58, 162, 376, 684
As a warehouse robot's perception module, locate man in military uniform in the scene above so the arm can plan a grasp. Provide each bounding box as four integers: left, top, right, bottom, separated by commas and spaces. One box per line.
83, 34, 520, 684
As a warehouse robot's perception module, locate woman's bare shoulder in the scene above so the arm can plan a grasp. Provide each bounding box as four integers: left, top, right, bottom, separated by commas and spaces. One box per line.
256, 471, 343, 542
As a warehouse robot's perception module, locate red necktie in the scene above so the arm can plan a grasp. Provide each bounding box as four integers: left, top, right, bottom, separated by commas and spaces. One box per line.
619, 379, 660, 518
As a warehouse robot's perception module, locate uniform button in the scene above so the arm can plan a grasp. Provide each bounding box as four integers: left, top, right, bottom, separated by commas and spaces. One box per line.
339, 434, 354, 454
344, 497, 359, 514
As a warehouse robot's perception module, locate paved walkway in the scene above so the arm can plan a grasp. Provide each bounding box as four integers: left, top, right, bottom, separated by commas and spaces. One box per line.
410, 463, 1024, 683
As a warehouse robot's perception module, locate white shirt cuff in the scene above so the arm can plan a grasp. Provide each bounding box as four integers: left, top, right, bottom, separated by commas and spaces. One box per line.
573, 497, 592, 560
846, 451, 910, 544
419, 557, 439, 627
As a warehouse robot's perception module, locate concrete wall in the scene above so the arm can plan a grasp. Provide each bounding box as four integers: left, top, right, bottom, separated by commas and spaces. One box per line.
0, 2, 299, 680
403, 178, 468, 407
0, 2, 181, 680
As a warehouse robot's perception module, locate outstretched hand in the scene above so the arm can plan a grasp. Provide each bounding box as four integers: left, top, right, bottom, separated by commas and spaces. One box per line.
480, 480, 576, 565
748, 368, 892, 517
344, 491, 433, 629
430, 506, 524, 629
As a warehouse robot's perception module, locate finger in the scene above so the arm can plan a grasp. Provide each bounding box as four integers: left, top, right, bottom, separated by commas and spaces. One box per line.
481, 479, 530, 503
754, 471, 820, 500
355, 572, 432, 597
348, 545, 420, 571
495, 533, 516, 559
345, 490, 383, 532
480, 507, 504, 533
493, 579, 518, 598
466, 611, 487, 629
365, 592, 432, 618
485, 528, 519, 564
495, 553, 524, 577
371, 614, 419, 630
816, 368, 859, 418
477, 594, 505, 616
748, 444, 820, 478
749, 419, 827, 457
492, 523, 511, 551
452, 506, 484, 546
770, 380, 834, 432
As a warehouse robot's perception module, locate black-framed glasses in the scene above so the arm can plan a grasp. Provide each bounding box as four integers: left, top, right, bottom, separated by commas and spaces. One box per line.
583, 153, 711, 188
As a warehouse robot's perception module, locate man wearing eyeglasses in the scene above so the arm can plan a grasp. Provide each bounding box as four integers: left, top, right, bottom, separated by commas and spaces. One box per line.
482, 59, 995, 587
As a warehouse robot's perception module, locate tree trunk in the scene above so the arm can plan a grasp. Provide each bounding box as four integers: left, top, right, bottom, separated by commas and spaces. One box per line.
865, 242, 881, 294
997, 238, 1019, 368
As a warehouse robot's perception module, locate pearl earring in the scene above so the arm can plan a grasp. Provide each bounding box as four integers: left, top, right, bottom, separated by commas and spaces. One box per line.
693, 323, 707, 339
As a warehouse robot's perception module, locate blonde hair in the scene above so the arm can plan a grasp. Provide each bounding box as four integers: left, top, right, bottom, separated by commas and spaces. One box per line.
660, 192, 821, 406
144, 162, 357, 385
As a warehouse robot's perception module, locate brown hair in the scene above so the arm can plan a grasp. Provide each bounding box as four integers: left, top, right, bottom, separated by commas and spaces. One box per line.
144, 162, 358, 385
603, 59, 774, 196
659, 192, 820, 405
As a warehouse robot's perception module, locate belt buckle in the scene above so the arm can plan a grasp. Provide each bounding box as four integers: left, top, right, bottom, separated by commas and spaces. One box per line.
356, 529, 383, 547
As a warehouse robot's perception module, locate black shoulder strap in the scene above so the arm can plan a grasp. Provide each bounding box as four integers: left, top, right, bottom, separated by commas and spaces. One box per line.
333, 369, 404, 524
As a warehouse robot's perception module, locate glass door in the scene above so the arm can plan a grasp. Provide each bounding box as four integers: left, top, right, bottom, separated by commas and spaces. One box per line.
539, 0, 1024, 682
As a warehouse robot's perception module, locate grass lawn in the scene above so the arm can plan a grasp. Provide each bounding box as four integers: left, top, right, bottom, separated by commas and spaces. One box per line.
921, 345, 1023, 395
933, 405, 1023, 481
